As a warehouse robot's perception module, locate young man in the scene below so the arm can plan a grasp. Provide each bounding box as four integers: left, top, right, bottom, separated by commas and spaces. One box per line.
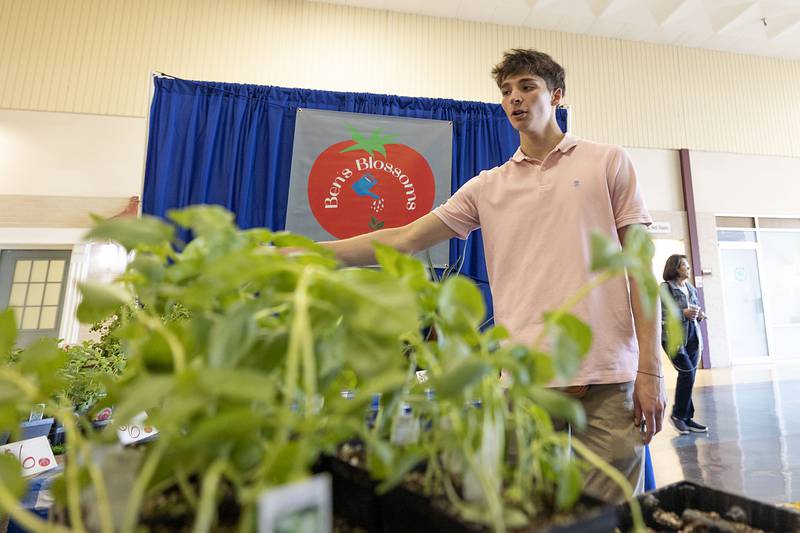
321, 49, 665, 501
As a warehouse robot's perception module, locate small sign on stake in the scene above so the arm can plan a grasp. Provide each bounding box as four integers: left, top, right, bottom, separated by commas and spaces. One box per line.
117, 412, 159, 446
0, 436, 58, 477
258, 473, 332, 533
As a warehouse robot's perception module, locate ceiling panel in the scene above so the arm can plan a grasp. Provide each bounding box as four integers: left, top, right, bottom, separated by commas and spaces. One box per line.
311, 0, 800, 59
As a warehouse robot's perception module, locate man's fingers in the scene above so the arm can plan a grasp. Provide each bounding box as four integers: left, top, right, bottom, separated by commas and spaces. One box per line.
633, 401, 643, 427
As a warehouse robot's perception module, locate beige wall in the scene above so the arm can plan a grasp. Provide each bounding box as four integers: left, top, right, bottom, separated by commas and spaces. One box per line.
3, 0, 800, 157
0, 109, 146, 197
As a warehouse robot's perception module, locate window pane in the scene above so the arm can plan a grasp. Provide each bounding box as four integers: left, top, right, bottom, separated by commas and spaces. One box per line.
25, 283, 44, 306
13, 260, 31, 283
30, 261, 49, 282
11, 307, 23, 328
760, 231, 800, 357
717, 230, 757, 242
39, 307, 58, 329
9, 284, 28, 306
43, 283, 61, 306
47, 260, 65, 282
716, 216, 755, 228
21, 307, 41, 330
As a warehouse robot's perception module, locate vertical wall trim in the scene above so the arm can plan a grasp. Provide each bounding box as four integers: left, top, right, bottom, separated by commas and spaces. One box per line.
678, 148, 711, 368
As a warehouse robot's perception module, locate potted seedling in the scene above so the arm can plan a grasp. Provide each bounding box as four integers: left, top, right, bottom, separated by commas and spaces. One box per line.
0, 206, 426, 532
0, 206, 691, 533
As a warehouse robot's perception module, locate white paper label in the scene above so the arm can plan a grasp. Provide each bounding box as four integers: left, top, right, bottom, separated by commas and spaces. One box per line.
257, 473, 332, 533
415, 370, 428, 383
117, 412, 159, 445
0, 436, 58, 477
647, 222, 672, 234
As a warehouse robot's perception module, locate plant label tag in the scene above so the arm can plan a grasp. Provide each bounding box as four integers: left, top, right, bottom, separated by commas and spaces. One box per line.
257, 473, 332, 533
117, 412, 159, 445
0, 436, 58, 477
415, 370, 428, 383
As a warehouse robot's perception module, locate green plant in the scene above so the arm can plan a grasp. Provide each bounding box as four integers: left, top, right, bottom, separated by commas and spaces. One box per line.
364, 228, 682, 533
61, 341, 125, 415
0, 206, 682, 532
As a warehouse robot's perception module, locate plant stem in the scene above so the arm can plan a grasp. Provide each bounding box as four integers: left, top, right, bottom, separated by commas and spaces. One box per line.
448, 410, 507, 533
60, 418, 86, 533
0, 482, 72, 533
60, 410, 113, 533
285, 269, 314, 416
121, 439, 167, 533
0, 368, 38, 398
139, 313, 186, 373
531, 271, 614, 350
569, 438, 646, 533
192, 459, 227, 533
176, 466, 199, 509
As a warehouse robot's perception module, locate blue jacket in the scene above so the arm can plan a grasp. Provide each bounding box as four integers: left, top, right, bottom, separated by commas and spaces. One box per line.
660, 280, 703, 353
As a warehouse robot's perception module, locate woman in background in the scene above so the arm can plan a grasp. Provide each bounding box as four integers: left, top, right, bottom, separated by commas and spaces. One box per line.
661, 254, 708, 435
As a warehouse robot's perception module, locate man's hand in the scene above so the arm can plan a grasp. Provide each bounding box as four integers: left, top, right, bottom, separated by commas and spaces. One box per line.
633, 372, 666, 444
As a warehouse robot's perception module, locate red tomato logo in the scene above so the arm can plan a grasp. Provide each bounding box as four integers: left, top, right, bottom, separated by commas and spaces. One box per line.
143, 426, 153, 433
308, 127, 436, 238
38, 458, 51, 467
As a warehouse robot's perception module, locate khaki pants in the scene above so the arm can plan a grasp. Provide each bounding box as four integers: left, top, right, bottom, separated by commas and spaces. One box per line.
559, 382, 645, 503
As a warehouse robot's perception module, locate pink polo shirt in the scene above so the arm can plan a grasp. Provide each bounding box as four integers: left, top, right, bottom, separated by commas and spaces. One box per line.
433, 134, 652, 386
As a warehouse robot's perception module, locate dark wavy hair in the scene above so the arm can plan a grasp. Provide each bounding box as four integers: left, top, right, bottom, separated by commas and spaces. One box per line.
662, 254, 688, 282
491, 49, 566, 95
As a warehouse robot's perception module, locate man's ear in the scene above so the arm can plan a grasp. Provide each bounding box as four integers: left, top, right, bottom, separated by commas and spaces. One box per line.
551, 88, 563, 106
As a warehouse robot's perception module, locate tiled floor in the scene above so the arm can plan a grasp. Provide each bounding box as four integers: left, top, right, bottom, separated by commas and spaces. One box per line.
650, 357, 800, 505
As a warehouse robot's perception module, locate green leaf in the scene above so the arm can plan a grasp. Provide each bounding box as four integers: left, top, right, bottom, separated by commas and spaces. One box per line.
527, 349, 556, 385
272, 232, 333, 257
660, 285, 684, 358
545, 312, 592, 380
0, 309, 17, 357
589, 232, 632, 273
167, 205, 235, 238
621, 224, 655, 269
376, 448, 423, 494
430, 359, 493, 399
374, 243, 427, 282
198, 369, 277, 403
528, 386, 586, 430
110, 375, 174, 429
182, 408, 264, 454
555, 460, 583, 511
207, 306, 256, 369
85, 215, 174, 250
438, 276, 485, 329
127, 254, 165, 284
325, 268, 419, 338
0, 453, 26, 501
77, 282, 131, 324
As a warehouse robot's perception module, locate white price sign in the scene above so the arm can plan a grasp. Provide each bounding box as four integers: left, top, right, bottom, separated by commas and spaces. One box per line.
0, 436, 58, 477
117, 412, 159, 445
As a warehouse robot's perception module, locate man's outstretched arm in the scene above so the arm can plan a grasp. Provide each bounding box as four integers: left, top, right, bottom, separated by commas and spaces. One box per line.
320, 212, 458, 266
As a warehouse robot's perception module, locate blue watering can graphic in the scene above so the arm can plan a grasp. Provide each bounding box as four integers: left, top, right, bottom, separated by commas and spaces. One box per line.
352, 174, 380, 199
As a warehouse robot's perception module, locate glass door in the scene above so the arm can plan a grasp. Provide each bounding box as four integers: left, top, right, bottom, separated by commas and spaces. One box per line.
0, 250, 72, 348
718, 243, 769, 361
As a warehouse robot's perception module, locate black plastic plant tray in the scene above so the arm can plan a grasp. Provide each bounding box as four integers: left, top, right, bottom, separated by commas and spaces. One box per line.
381, 484, 619, 533
618, 480, 800, 532
314, 454, 384, 533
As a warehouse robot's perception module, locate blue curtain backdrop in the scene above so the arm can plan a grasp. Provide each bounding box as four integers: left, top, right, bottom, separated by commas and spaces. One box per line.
144, 76, 567, 317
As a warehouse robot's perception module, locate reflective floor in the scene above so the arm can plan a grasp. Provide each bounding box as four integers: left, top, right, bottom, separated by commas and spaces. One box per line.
650, 359, 800, 505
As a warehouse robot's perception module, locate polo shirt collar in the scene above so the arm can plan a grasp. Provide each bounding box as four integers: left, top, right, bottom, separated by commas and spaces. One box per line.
510, 133, 579, 163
